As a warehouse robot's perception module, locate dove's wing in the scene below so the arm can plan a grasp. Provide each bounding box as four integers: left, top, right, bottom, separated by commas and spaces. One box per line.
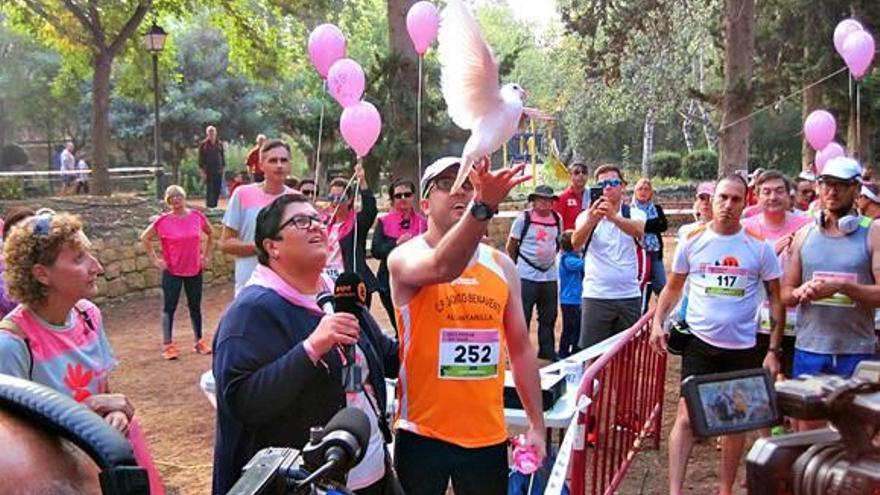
438, 0, 503, 130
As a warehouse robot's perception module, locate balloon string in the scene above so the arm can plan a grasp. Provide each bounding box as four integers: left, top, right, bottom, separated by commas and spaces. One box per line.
352, 161, 361, 271
417, 56, 424, 198
314, 80, 327, 190
856, 82, 861, 161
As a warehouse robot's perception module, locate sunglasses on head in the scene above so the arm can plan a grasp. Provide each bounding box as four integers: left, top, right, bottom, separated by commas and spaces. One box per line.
277, 213, 324, 234
597, 178, 623, 188
393, 191, 414, 200
31, 210, 57, 237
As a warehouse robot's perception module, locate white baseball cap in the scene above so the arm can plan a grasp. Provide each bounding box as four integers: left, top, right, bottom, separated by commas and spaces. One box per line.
819, 157, 862, 182
420, 157, 461, 198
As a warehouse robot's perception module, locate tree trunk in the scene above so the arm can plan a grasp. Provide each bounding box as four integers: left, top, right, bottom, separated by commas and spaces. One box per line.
801, 80, 821, 172
717, 0, 755, 176
91, 51, 113, 195
682, 102, 695, 153
641, 109, 654, 177
387, 0, 420, 183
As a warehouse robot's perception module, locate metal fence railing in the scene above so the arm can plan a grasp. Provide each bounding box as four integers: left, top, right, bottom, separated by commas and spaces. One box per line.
569, 311, 667, 495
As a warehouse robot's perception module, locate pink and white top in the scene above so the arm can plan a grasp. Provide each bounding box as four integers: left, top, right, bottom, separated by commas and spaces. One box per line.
152, 209, 212, 277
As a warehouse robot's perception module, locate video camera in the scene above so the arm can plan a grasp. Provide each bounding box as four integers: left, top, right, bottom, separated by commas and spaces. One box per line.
682, 361, 880, 495
228, 407, 371, 495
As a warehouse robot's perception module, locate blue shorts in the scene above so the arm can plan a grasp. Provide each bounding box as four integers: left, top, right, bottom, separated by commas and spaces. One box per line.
792, 349, 875, 378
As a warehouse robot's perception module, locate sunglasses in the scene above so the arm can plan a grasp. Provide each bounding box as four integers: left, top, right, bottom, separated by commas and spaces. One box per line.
278, 213, 324, 233
328, 194, 350, 204
428, 177, 474, 196
597, 178, 623, 188
393, 191, 414, 200
301, 189, 316, 197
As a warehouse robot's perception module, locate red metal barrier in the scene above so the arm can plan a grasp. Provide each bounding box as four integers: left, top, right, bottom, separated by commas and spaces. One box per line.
569, 311, 667, 495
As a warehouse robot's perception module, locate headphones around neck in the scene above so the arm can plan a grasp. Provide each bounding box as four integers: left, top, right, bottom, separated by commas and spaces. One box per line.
816, 209, 865, 235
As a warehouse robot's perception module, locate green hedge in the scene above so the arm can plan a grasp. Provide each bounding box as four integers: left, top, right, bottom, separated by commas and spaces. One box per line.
682, 149, 718, 180
651, 150, 682, 178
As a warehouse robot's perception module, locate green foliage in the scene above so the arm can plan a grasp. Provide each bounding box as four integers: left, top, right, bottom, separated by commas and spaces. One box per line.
180, 152, 205, 197
0, 177, 22, 199
651, 150, 682, 178
682, 149, 718, 180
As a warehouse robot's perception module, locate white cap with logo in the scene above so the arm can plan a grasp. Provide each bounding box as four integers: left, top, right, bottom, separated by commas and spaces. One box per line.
819, 157, 862, 182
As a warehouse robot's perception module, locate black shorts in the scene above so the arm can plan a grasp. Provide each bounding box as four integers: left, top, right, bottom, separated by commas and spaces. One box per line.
681, 336, 765, 382
755, 333, 796, 377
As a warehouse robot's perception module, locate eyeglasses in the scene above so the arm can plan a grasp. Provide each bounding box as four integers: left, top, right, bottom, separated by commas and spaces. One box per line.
393, 192, 414, 200
278, 214, 324, 233
328, 194, 349, 204
597, 178, 623, 188
428, 177, 474, 195
818, 178, 857, 190
571, 169, 586, 176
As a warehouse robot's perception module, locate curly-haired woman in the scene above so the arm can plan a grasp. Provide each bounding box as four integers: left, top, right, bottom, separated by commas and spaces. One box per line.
0, 211, 164, 494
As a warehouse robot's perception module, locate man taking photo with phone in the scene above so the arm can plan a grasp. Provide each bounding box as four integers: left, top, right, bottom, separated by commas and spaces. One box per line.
572, 164, 646, 348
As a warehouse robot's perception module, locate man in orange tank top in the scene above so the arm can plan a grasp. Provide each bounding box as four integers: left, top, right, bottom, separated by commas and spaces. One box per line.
388, 156, 546, 495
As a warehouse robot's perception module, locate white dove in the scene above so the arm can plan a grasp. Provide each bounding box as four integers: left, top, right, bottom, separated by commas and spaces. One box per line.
438, 0, 527, 192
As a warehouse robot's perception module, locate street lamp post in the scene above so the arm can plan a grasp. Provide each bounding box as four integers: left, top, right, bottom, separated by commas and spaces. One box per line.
144, 21, 167, 200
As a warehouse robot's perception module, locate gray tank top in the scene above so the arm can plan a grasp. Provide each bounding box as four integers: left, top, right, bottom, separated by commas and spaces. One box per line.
797, 221, 876, 354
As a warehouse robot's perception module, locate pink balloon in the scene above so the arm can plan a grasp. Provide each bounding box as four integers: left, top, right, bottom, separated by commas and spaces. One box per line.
340, 101, 382, 158
804, 110, 836, 151
327, 59, 365, 108
833, 19, 863, 57
406, 1, 440, 56
815, 142, 845, 173
842, 30, 876, 80
308, 24, 346, 79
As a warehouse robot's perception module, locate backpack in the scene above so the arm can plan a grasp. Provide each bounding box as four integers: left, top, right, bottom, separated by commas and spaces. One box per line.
514, 209, 562, 273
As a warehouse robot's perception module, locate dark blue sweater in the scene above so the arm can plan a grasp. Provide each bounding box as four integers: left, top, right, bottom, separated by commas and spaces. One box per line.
212, 285, 399, 494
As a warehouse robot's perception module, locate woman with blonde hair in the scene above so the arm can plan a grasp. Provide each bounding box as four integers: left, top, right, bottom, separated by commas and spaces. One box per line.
142, 185, 214, 360
0, 211, 164, 493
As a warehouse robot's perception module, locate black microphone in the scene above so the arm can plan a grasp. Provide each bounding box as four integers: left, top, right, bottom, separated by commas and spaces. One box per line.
301, 407, 371, 485
334, 272, 366, 393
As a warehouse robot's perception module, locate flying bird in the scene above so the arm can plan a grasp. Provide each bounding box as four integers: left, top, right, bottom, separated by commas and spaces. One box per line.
438, 0, 528, 192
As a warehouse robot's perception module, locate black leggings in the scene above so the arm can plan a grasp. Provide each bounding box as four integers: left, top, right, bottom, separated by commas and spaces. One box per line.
394, 429, 508, 495
161, 270, 203, 344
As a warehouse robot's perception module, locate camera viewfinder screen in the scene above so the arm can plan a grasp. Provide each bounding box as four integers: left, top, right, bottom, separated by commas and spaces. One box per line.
697, 375, 775, 432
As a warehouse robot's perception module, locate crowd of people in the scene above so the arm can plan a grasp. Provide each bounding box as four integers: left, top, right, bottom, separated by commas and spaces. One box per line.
0, 130, 879, 495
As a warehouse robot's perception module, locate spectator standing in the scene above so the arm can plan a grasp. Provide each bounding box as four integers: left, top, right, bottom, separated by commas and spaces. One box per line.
75, 154, 89, 194
555, 161, 589, 230
558, 230, 583, 358
212, 193, 400, 494
198, 126, 226, 208
245, 134, 267, 182
857, 182, 880, 219
632, 178, 668, 303
141, 185, 214, 360
0, 212, 165, 493
323, 163, 378, 303
782, 158, 880, 387
298, 179, 317, 202
371, 178, 427, 327
506, 185, 563, 361
572, 165, 646, 349
793, 173, 817, 213
742, 170, 811, 376
220, 139, 294, 296
59, 142, 76, 195
650, 174, 784, 495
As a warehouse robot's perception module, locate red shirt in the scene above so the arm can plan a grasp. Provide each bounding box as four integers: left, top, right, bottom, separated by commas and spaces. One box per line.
246, 146, 262, 176
555, 186, 585, 230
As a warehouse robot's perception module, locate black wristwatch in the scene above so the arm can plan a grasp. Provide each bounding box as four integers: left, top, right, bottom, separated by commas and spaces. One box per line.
469, 201, 497, 221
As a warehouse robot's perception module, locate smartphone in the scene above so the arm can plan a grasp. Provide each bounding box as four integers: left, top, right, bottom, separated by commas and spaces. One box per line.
589, 187, 604, 206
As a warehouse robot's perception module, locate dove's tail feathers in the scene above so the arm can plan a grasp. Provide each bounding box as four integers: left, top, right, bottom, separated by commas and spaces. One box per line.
450, 155, 475, 195
437, 0, 502, 131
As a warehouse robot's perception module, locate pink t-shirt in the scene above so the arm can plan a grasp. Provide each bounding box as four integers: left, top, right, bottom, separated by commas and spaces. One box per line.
742, 212, 811, 243
153, 209, 211, 277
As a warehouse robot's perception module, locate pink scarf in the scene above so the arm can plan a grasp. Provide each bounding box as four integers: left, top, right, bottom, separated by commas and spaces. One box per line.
245, 264, 334, 315
381, 208, 427, 239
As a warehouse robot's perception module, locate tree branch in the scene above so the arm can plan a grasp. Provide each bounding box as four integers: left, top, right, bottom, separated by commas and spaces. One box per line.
87, 0, 106, 47
687, 88, 723, 107
19, 0, 94, 48
108, 0, 151, 55
60, 0, 104, 47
